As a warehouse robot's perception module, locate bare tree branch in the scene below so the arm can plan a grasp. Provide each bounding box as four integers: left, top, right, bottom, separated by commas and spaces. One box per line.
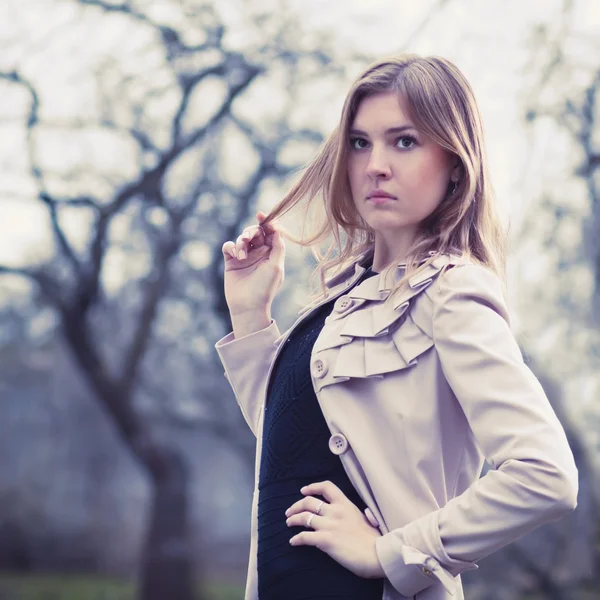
78, 0, 222, 58
38, 192, 85, 277
0, 266, 67, 311
0, 71, 87, 282
119, 234, 180, 397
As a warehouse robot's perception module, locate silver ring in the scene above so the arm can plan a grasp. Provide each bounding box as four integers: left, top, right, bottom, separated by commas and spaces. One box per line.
315, 501, 324, 515
306, 514, 315, 528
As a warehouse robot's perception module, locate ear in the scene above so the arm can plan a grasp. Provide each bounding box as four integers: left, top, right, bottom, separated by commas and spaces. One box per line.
451, 159, 462, 181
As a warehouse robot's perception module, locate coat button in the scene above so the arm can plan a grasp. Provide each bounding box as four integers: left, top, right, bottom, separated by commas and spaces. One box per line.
364, 508, 380, 528
328, 433, 348, 454
311, 358, 328, 378
421, 566, 433, 576
334, 297, 354, 312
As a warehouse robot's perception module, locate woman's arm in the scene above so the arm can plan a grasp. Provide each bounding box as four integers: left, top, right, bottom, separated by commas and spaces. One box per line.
214, 316, 282, 437
375, 263, 578, 596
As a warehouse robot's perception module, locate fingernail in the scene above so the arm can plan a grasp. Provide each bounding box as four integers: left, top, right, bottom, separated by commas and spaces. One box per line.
238, 249, 246, 259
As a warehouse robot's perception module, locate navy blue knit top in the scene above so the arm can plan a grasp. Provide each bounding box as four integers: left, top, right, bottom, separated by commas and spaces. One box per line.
257, 259, 385, 599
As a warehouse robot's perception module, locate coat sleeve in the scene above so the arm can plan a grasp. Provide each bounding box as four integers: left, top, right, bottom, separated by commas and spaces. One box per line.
214, 318, 283, 437
375, 263, 578, 597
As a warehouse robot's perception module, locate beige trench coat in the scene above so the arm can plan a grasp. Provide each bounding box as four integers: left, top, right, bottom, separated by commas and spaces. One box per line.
214, 251, 578, 600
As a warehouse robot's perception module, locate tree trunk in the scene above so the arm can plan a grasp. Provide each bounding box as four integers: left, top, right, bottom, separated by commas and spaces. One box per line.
58, 323, 203, 600
138, 444, 201, 600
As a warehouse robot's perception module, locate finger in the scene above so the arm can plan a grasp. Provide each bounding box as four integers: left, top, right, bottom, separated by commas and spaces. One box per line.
313, 497, 329, 515
286, 496, 328, 518
254, 218, 291, 256
286, 511, 323, 530
236, 226, 264, 258
244, 224, 267, 247
289, 531, 327, 549
234, 237, 250, 260
254, 223, 275, 243
285, 496, 313, 517
301, 481, 345, 504
255, 213, 287, 241
240, 224, 264, 241
222, 241, 238, 259
256, 211, 270, 229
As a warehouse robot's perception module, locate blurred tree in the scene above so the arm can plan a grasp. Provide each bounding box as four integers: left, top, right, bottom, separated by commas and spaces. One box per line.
0, 0, 364, 597
511, 0, 600, 595
517, 1, 600, 345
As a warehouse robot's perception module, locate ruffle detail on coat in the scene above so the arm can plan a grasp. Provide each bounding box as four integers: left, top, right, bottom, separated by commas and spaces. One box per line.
327, 311, 434, 380
311, 254, 464, 389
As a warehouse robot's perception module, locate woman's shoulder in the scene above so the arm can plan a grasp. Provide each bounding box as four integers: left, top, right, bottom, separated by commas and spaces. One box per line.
425, 253, 504, 294
424, 253, 510, 324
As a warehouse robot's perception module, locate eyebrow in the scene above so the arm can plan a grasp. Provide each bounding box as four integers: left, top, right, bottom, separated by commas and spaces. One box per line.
349, 125, 416, 136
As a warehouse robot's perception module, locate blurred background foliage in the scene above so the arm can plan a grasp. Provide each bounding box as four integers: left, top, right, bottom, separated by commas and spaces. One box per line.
0, 0, 598, 599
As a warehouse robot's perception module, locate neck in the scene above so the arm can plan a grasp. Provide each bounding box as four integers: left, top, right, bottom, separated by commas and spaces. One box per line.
371, 229, 416, 272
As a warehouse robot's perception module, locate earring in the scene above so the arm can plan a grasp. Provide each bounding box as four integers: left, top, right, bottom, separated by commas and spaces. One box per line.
450, 180, 459, 195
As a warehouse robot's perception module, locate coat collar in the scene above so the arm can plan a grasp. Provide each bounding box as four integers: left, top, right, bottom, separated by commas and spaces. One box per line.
326, 250, 462, 301
298, 249, 469, 327
318, 250, 468, 339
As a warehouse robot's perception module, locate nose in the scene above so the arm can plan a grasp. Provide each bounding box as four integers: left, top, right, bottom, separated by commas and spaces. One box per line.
366, 145, 391, 180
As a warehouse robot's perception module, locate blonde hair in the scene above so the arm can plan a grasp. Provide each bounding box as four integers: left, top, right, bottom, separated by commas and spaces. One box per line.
260, 53, 507, 305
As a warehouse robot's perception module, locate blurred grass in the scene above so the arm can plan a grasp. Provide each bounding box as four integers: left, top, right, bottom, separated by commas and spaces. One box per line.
3, 573, 598, 600
0, 573, 244, 600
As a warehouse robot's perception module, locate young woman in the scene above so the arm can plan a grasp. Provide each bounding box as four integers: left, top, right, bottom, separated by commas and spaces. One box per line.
215, 54, 578, 600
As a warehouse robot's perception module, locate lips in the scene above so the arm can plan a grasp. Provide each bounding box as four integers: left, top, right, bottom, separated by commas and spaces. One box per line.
367, 191, 396, 205
368, 196, 394, 205
367, 190, 396, 200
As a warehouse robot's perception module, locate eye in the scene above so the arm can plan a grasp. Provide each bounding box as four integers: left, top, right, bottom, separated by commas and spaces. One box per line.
349, 136, 369, 150
396, 135, 417, 149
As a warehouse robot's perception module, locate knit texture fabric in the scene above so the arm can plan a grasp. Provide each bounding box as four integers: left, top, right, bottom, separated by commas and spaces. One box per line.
257, 261, 385, 599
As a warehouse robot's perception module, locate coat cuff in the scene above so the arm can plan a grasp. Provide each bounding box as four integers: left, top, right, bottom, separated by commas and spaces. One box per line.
214, 318, 281, 367
375, 510, 478, 597
214, 318, 281, 435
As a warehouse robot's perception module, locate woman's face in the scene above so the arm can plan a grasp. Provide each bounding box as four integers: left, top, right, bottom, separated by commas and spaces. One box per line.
347, 91, 458, 246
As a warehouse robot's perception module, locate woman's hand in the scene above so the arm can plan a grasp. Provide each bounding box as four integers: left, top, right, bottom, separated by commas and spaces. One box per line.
221, 210, 286, 316
285, 480, 385, 579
